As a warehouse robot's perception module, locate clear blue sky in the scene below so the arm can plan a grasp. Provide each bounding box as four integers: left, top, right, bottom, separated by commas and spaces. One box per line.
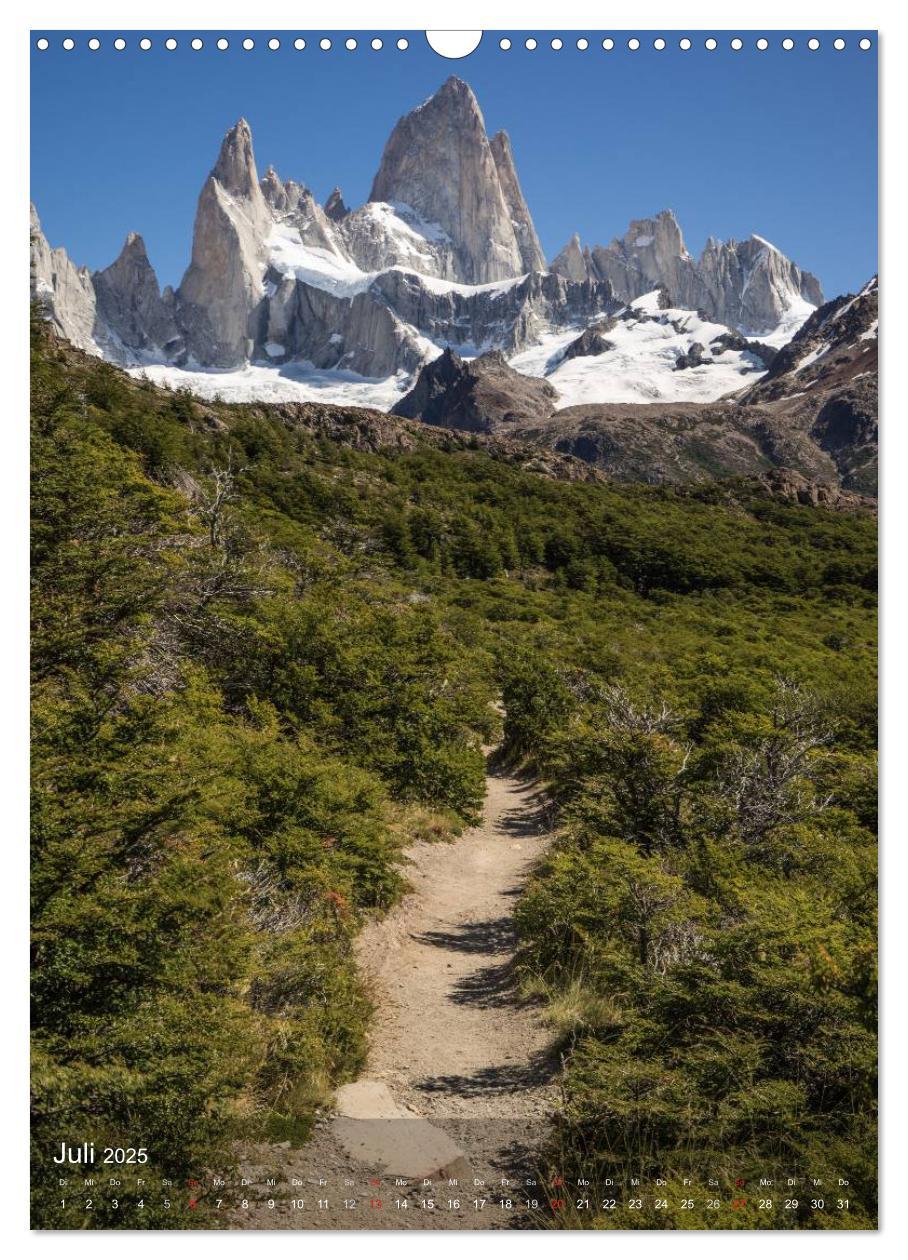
31, 31, 877, 299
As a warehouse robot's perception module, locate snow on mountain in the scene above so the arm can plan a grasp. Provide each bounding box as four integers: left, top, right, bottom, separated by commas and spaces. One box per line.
511, 294, 768, 407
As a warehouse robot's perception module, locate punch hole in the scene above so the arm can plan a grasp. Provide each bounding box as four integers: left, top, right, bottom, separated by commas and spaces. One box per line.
679, 38, 691, 51
500, 38, 511, 50
426, 31, 483, 58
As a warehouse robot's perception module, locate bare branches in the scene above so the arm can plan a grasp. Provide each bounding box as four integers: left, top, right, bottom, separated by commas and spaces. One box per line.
236, 860, 317, 935
601, 682, 680, 736
193, 455, 248, 552
720, 677, 832, 845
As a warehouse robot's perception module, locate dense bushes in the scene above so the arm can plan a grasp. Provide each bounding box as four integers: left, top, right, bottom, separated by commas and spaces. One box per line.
515, 681, 877, 1228
31, 322, 876, 1228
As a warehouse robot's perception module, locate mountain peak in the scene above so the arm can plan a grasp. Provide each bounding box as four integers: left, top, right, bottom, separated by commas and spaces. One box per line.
370, 78, 538, 283
436, 75, 477, 104
325, 186, 349, 222
212, 117, 259, 198
489, 129, 546, 273
122, 231, 148, 256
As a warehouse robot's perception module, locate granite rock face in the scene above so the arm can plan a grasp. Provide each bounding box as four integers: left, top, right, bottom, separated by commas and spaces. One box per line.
369, 77, 535, 284
30, 204, 99, 353
176, 119, 272, 366
489, 129, 546, 275
553, 209, 823, 334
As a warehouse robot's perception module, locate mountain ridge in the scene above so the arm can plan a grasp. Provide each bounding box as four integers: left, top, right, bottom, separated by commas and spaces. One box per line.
30, 78, 828, 410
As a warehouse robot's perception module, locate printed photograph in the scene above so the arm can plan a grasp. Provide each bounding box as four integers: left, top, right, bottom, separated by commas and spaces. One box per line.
30, 29, 878, 1230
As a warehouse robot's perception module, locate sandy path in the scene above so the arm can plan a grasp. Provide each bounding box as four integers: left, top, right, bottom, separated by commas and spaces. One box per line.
355, 767, 558, 1124
235, 766, 559, 1228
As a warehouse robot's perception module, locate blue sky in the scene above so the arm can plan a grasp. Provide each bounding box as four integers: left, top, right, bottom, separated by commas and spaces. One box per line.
30, 31, 878, 298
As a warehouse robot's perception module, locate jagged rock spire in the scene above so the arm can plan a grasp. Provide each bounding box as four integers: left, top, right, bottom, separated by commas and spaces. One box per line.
212, 118, 261, 200
177, 117, 272, 366
325, 187, 349, 222
93, 232, 178, 352
551, 233, 591, 284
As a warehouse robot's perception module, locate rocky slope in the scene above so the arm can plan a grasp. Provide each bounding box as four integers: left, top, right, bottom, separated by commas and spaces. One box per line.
31, 77, 825, 410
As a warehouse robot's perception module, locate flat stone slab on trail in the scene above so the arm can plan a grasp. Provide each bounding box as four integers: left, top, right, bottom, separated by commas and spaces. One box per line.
333, 1080, 471, 1181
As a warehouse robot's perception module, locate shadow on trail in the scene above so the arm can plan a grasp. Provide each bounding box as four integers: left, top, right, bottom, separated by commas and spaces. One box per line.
414, 914, 515, 955
413, 1046, 560, 1098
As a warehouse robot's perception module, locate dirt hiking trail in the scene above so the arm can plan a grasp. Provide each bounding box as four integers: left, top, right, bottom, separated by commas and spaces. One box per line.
237, 764, 561, 1229
355, 766, 558, 1122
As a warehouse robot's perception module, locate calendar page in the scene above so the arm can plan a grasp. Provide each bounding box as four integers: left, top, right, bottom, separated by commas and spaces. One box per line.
29, 27, 878, 1231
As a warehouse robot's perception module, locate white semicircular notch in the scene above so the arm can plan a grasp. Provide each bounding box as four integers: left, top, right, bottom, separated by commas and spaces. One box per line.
425, 30, 483, 59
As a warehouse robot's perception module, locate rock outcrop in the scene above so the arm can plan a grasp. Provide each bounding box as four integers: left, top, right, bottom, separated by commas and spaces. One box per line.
324, 187, 349, 222
392, 347, 557, 432
561, 324, 615, 361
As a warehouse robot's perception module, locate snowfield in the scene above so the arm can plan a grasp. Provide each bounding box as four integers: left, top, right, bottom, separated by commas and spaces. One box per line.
131, 360, 413, 410
510, 293, 769, 407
